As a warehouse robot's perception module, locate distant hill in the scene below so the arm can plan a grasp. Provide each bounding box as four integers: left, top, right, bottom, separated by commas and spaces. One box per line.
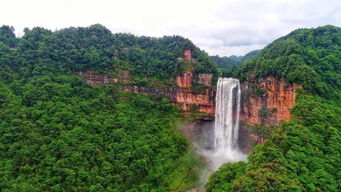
210, 50, 260, 69
210, 50, 260, 77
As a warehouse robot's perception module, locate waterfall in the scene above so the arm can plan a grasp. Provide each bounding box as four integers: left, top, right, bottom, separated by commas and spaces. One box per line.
211, 78, 245, 169
186, 77, 247, 185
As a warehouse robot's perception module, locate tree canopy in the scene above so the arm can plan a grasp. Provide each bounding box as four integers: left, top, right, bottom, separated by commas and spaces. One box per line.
12, 24, 218, 81
0, 24, 213, 191
237, 25, 341, 97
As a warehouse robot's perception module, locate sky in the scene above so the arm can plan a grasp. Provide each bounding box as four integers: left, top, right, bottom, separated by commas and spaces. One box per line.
1, 0, 340, 56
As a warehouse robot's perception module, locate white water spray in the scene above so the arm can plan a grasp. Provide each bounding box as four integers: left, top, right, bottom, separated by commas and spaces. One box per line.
185, 78, 247, 186
211, 78, 246, 170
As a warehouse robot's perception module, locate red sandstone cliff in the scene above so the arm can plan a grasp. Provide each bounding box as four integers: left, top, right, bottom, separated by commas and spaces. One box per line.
175, 87, 215, 114
238, 76, 301, 152
79, 71, 301, 152
240, 76, 301, 126
175, 71, 193, 88
79, 70, 215, 115
79, 49, 216, 115
78, 71, 300, 124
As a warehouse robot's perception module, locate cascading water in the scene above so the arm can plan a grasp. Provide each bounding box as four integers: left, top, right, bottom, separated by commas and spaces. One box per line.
210, 78, 246, 170
185, 77, 247, 185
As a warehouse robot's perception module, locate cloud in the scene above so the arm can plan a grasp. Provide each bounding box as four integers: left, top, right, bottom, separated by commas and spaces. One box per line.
198, 0, 340, 55
1, 0, 340, 56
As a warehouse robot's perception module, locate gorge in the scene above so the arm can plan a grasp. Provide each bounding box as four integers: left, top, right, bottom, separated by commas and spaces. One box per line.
1, 24, 339, 192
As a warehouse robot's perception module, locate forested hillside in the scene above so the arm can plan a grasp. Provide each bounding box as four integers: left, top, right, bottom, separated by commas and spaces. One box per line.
0, 25, 210, 191
2, 24, 217, 81
237, 25, 341, 97
206, 25, 341, 191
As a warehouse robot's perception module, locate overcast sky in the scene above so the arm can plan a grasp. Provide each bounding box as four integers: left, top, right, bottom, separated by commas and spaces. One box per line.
1, 0, 340, 56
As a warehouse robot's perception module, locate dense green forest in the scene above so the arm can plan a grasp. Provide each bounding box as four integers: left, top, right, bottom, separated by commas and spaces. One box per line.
206, 26, 341, 191
0, 25, 209, 191
2, 24, 218, 81
1, 24, 340, 192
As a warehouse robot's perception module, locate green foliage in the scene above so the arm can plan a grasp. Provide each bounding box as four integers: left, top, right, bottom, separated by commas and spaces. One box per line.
16, 24, 217, 80
0, 74, 192, 191
0, 24, 214, 191
206, 94, 341, 191
211, 50, 259, 78
166, 150, 204, 191
250, 86, 266, 97
211, 50, 260, 69
250, 124, 278, 139
237, 25, 341, 97
205, 162, 247, 192
0, 25, 18, 47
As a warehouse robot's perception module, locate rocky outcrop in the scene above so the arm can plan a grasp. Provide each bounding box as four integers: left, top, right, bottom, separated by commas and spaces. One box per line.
175, 71, 193, 88
79, 72, 118, 86
198, 74, 213, 87
177, 49, 197, 62
240, 76, 301, 126
175, 88, 215, 114
238, 122, 266, 153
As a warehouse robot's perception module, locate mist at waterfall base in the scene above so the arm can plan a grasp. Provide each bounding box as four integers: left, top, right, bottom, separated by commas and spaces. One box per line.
189, 78, 247, 183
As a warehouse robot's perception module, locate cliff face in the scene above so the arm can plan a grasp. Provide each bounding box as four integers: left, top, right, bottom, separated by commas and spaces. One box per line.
79, 72, 118, 86
79, 72, 300, 124
79, 50, 216, 115
79, 71, 301, 152
238, 76, 301, 152
240, 76, 301, 126
175, 71, 193, 88
79, 70, 215, 115
175, 87, 215, 114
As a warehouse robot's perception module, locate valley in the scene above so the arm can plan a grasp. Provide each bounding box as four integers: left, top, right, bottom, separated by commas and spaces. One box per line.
0, 24, 340, 191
